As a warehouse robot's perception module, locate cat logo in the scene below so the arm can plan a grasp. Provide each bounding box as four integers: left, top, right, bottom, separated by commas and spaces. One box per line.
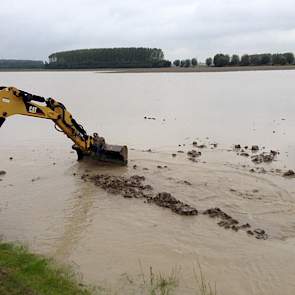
29, 105, 38, 113
24, 102, 44, 115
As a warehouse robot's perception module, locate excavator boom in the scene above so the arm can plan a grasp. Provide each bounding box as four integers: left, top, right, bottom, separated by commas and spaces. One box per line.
0, 86, 128, 165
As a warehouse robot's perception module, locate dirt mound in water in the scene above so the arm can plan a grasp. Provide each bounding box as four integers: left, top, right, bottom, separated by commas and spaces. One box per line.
283, 170, 295, 177
203, 208, 268, 239
251, 151, 278, 163
85, 174, 153, 199
85, 174, 197, 216
152, 192, 198, 215
83, 173, 268, 239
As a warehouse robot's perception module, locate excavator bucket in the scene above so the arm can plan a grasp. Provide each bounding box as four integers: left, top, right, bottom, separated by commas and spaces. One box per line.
91, 144, 128, 165
73, 143, 128, 165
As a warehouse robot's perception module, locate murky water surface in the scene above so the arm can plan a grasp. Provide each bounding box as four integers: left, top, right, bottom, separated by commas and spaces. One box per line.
1, 71, 295, 294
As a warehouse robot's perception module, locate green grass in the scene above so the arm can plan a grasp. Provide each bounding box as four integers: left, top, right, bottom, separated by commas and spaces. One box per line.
0, 241, 218, 295
0, 242, 92, 295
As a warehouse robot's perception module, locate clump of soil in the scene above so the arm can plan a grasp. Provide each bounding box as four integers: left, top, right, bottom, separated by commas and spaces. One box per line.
144, 116, 156, 120
203, 207, 268, 239
82, 173, 268, 239
152, 192, 198, 215
157, 165, 167, 169
251, 145, 259, 151
283, 170, 295, 177
84, 174, 197, 216
86, 174, 153, 199
251, 151, 278, 164
187, 150, 201, 162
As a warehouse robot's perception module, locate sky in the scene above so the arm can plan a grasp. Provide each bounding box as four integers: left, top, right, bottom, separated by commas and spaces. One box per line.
0, 0, 295, 62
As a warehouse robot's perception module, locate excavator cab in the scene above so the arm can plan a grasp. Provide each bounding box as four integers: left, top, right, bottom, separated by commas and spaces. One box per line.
0, 86, 128, 165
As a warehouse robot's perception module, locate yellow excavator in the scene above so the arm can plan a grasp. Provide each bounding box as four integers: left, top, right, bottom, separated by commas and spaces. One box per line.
0, 86, 128, 165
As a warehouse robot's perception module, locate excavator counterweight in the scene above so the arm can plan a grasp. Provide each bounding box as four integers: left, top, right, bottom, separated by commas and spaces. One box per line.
0, 86, 128, 165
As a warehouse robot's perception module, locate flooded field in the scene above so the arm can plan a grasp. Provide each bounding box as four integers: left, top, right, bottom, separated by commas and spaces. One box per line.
1, 71, 295, 294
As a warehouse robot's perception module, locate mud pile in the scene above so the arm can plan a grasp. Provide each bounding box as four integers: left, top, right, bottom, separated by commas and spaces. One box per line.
187, 150, 202, 162
84, 174, 198, 216
152, 192, 198, 215
82, 173, 268, 239
203, 208, 268, 239
86, 174, 153, 199
283, 170, 295, 177
251, 151, 278, 164
0, 170, 6, 181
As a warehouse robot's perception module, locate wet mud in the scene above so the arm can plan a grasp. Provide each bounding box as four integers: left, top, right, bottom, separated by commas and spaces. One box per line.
234, 144, 279, 163
152, 192, 198, 216
203, 208, 268, 239
283, 170, 295, 177
187, 150, 202, 162
251, 151, 278, 164
82, 173, 268, 239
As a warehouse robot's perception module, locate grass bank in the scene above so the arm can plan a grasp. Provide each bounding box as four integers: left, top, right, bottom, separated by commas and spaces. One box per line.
0, 241, 217, 295
0, 242, 92, 295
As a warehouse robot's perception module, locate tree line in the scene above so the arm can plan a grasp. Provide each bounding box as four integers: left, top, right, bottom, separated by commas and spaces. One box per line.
173, 58, 198, 67
0, 59, 44, 69
206, 53, 295, 67
46, 47, 171, 69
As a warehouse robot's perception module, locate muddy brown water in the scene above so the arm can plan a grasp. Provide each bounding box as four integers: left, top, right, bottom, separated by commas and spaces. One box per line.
1, 71, 295, 294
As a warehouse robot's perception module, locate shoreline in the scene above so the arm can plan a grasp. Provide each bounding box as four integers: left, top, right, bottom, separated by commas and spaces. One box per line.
110, 64, 295, 73
0, 65, 295, 73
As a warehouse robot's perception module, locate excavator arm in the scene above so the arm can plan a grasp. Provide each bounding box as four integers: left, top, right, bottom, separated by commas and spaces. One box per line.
0, 86, 128, 164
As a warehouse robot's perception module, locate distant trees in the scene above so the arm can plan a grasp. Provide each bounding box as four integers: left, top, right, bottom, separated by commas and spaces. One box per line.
205, 57, 212, 66
213, 54, 230, 67
191, 58, 198, 66
230, 54, 240, 66
184, 59, 191, 67
0, 59, 44, 69
173, 59, 180, 67
206, 52, 295, 67
47, 48, 170, 69
283, 52, 295, 64
173, 57, 198, 68
240, 54, 250, 66
272, 54, 287, 65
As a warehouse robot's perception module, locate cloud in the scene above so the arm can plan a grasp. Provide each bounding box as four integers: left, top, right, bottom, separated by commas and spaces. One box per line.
0, 0, 294, 61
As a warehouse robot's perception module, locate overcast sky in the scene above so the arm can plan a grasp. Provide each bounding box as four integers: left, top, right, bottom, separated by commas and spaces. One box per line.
1, 0, 295, 61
